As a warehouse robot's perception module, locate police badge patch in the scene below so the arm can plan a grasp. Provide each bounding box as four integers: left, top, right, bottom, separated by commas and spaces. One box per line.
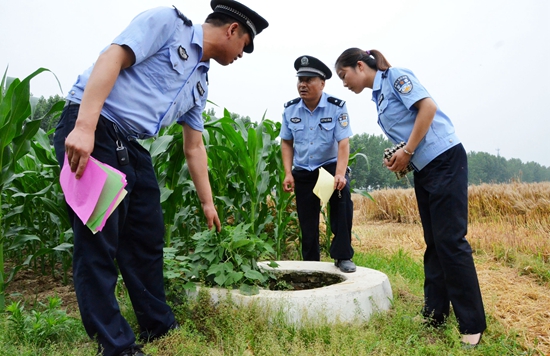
394, 75, 413, 94
338, 113, 349, 128
178, 46, 188, 60
290, 117, 301, 123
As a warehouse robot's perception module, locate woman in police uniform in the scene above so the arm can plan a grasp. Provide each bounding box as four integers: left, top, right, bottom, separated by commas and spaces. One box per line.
334, 48, 486, 347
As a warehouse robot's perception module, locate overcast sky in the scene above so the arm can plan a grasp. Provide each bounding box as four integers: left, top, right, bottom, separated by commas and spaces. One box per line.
1, 0, 549, 167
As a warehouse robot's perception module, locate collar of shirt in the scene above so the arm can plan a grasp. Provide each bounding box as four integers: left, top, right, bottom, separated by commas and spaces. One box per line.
371, 70, 384, 103
296, 92, 328, 113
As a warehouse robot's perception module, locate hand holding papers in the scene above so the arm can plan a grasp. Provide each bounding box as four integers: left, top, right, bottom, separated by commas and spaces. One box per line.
59, 154, 127, 234
313, 167, 335, 207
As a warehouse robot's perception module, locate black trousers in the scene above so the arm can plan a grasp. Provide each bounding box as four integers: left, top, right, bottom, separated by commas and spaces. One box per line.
414, 144, 486, 335
293, 162, 354, 261
53, 103, 175, 356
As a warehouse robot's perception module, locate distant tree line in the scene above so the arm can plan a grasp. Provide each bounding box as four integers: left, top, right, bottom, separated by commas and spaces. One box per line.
32, 96, 550, 189
349, 133, 550, 189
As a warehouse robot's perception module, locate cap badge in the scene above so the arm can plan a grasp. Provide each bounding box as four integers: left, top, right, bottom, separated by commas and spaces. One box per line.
178, 46, 189, 60
301, 56, 309, 66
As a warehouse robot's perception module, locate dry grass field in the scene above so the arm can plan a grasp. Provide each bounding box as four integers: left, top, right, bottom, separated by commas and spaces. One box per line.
351, 181, 550, 355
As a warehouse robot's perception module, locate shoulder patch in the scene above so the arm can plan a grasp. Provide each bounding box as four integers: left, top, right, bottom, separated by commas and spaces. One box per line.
393, 75, 413, 94
327, 96, 345, 107
284, 98, 301, 108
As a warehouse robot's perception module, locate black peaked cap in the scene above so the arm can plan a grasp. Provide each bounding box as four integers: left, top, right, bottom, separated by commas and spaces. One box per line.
211, 0, 269, 53
294, 55, 332, 80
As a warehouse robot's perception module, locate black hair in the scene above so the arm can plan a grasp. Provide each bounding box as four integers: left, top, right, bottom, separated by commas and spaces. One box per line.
335, 48, 391, 71
205, 12, 248, 36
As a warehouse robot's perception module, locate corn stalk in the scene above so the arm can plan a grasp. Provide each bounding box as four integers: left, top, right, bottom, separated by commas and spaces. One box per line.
0, 67, 60, 310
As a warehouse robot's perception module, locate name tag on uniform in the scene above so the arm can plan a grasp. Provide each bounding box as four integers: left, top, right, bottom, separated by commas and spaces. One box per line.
290, 117, 301, 123
196, 81, 205, 96
378, 93, 384, 106
320, 118, 332, 123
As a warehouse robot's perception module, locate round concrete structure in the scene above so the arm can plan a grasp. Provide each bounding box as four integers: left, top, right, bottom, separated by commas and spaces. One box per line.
193, 261, 392, 326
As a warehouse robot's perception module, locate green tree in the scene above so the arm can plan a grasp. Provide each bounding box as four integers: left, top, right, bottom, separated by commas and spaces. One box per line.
349, 133, 412, 190
31, 94, 64, 136
468, 151, 550, 184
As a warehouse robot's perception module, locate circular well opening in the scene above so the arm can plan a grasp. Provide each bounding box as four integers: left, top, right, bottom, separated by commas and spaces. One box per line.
268, 270, 345, 291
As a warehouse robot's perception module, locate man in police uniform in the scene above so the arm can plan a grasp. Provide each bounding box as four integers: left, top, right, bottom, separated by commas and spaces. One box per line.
280, 55, 356, 273
53, 1, 268, 355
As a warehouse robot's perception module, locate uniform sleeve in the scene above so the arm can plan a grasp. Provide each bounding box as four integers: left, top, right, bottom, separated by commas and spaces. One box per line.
111, 7, 179, 65
388, 68, 431, 110
178, 77, 208, 132
279, 110, 293, 140
334, 103, 353, 142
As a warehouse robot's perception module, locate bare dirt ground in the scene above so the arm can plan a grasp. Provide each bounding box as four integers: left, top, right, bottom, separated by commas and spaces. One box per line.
5, 222, 549, 355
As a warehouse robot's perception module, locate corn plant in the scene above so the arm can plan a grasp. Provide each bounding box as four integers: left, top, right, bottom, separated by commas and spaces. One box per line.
142, 123, 203, 249
4, 125, 72, 284
147, 109, 297, 260
203, 110, 289, 240
0, 67, 62, 310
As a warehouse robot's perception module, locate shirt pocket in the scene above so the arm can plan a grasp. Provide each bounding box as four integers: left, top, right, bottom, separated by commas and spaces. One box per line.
319, 121, 336, 143
378, 96, 400, 131
289, 123, 305, 143
142, 46, 185, 94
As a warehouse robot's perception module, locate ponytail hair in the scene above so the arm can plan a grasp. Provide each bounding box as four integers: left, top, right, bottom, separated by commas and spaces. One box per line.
335, 48, 391, 72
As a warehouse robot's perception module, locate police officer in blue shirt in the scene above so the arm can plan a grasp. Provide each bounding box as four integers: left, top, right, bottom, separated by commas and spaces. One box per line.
280, 55, 356, 273
335, 48, 486, 348
53, 2, 268, 355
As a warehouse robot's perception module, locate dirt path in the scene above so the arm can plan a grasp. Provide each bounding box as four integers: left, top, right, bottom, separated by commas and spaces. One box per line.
353, 222, 550, 355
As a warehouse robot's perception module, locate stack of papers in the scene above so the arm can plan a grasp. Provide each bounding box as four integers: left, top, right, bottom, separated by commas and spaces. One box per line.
59, 154, 128, 234
313, 167, 335, 208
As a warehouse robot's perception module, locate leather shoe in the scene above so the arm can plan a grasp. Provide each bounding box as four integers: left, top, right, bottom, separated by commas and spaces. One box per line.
119, 344, 150, 356
335, 259, 356, 273
140, 321, 180, 342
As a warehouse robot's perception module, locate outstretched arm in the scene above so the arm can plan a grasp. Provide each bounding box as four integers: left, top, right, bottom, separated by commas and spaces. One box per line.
183, 123, 222, 232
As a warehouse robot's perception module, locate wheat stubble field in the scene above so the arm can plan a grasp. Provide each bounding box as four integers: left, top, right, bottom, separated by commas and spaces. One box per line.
351, 182, 550, 354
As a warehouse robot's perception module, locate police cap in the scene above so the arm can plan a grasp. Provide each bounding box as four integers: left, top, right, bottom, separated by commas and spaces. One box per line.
294, 55, 332, 80
211, 0, 269, 53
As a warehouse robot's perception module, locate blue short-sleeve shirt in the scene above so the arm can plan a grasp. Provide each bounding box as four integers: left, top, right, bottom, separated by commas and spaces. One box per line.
67, 6, 209, 139
372, 67, 460, 170
280, 92, 352, 171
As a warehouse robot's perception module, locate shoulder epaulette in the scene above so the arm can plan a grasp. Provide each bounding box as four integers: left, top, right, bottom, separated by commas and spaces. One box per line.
327, 97, 345, 107
284, 98, 301, 108
173, 6, 192, 26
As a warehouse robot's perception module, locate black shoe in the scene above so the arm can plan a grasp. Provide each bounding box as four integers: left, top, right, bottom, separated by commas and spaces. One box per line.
140, 321, 180, 343
461, 332, 483, 350
335, 259, 356, 273
119, 344, 151, 356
